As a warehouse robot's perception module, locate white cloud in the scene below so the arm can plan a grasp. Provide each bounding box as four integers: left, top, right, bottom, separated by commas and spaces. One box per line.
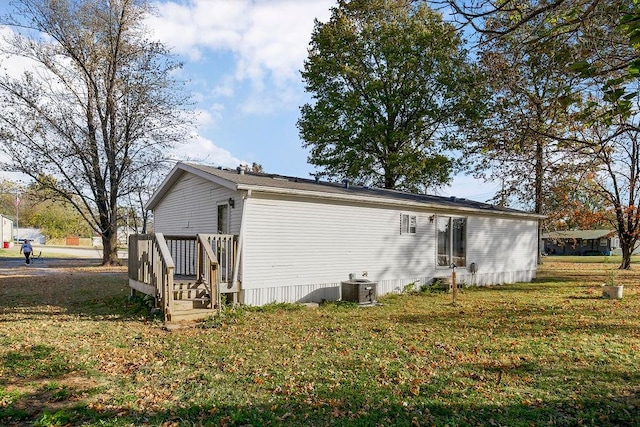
193, 104, 224, 129
0, 26, 43, 78
212, 75, 235, 98
143, 1, 338, 171
148, 0, 335, 86
171, 132, 246, 167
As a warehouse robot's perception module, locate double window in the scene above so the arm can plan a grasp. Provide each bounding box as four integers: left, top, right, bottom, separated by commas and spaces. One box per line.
401, 214, 416, 234
437, 216, 466, 267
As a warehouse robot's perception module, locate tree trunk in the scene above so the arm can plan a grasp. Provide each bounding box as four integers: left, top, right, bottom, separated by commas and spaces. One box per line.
101, 227, 120, 265
620, 239, 633, 270
535, 139, 544, 265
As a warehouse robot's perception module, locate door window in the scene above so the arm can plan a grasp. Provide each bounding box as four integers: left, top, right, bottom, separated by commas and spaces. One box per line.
437, 216, 466, 267
217, 204, 229, 234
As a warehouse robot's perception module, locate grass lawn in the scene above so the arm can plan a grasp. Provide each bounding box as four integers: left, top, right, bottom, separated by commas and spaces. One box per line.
0, 259, 639, 426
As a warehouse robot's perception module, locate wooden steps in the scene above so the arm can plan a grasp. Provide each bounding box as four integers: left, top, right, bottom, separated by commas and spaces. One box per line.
173, 277, 210, 304
170, 276, 216, 318
168, 308, 217, 322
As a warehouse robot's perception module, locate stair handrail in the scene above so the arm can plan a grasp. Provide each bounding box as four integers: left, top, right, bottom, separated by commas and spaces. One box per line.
197, 233, 221, 312
154, 233, 176, 320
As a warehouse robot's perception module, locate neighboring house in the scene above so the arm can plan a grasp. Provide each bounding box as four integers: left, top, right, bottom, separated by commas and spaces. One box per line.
137, 162, 542, 308
1, 215, 14, 247
92, 226, 139, 247
542, 230, 619, 256
15, 227, 46, 245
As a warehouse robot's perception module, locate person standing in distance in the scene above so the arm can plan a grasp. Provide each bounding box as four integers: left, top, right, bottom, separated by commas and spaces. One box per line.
20, 239, 32, 265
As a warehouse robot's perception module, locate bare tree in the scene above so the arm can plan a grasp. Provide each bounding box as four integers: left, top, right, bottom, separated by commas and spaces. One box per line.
572, 98, 640, 269
124, 159, 172, 234
0, 0, 190, 264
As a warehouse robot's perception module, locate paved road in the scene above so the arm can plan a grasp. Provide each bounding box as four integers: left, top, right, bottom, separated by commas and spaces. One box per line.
34, 245, 128, 259
12, 245, 128, 260
1, 245, 128, 271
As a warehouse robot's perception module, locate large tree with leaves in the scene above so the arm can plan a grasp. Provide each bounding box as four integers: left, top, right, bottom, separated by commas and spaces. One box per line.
298, 0, 485, 192
462, 5, 591, 262
444, 0, 640, 125
447, 0, 640, 268
467, 20, 583, 209
0, 0, 190, 264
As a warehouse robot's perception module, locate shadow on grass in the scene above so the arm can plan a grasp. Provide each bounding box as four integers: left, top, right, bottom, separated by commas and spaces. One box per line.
387, 290, 638, 336
461, 282, 577, 293
0, 344, 78, 384
1, 381, 638, 426
0, 257, 157, 322
531, 276, 576, 284
567, 295, 603, 300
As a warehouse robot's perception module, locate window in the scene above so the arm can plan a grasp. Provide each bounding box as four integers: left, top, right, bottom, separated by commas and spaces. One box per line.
437, 216, 466, 267
401, 214, 416, 234
611, 237, 619, 249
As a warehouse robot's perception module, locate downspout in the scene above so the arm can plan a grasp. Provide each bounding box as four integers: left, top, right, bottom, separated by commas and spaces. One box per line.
232, 189, 249, 302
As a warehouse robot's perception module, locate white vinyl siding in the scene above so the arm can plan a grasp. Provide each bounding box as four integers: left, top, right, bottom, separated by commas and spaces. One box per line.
241, 195, 538, 304
241, 194, 437, 298
465, 216, 537, 285
153, 174, 242, 235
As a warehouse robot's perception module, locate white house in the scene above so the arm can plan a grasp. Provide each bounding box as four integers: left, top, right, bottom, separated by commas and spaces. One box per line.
1, 215, 13, 247
140, 162, 541, 308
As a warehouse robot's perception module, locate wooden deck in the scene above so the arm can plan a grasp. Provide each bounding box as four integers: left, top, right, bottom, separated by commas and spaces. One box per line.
128, 233, 238, 322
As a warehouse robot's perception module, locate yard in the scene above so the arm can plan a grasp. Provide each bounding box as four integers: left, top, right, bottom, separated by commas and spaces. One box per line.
0, 256, 639, 426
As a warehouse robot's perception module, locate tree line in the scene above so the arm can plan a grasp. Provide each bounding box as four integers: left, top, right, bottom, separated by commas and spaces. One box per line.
0, 179, 146, 242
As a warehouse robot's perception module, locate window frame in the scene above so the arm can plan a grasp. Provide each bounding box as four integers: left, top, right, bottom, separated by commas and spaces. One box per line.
400, 213, 417, 235
217, 203, 230, 234
436, 215, 467, 268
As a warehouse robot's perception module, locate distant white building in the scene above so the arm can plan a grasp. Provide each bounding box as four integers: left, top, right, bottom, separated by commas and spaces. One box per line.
15, 228, 46, 245
92, 225, 139, 247
1, 215, 13, 247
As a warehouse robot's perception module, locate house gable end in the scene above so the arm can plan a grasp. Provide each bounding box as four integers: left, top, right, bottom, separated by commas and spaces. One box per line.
146, 162, 238, 210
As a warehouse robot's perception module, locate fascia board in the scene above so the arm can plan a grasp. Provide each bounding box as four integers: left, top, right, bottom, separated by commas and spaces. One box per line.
238, 184, 545, 220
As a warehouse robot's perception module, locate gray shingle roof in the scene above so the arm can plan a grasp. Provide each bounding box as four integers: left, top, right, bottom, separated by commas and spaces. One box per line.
542, 230, 614, 240
180, 162, 538, 218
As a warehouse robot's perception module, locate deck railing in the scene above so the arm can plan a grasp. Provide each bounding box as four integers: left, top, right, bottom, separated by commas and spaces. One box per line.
163, 235, 198, 276
128, 233, 238, 320
199, 234, 237, 292
128, 233, 175, 318
197, 234, 221, 311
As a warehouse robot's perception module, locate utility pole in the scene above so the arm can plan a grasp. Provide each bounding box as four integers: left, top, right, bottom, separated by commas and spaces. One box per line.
14, 188, 19, 242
